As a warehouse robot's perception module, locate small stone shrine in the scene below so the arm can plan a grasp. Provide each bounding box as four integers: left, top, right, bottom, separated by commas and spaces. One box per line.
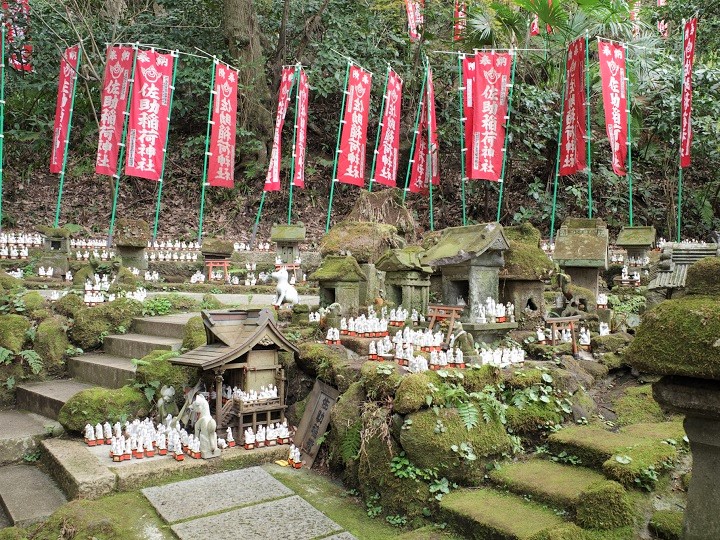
310, 255, 366, 315
170, 308, 298, 436
552, 218, 609, 297
114, 218, 150, 271
615, 225, 656, 263
375, 246, 431, 314
649, 240, 719, 297
271, 223, 306, 264
36, 226, 71, 278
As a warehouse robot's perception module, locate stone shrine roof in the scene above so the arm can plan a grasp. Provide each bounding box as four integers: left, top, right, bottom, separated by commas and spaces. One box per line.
616, 226, 656, 248
376, 246, 432, 273
270, 223, 306, 243
553, 219, 608, 269
309, 255, 366, 282
649, 243, 719, 290
421, 223, 509, 267
500, 223, 554, 280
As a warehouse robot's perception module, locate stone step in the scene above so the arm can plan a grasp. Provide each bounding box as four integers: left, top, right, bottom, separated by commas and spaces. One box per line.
132, 313, 198, 340
103, 333, 183, 359
440, 487, 567, 540
0, 410, 62, 466
16, 380, 93, 420
67, 353, 137, 388
40, 438, 116, 500
0, 464, 67, 527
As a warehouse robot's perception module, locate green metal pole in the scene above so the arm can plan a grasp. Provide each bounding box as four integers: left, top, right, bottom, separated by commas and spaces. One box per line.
288, 64, 301, 224
625, 43, 633, 227
251, 191, 266, 248
0, 27, 6, 231
458, 54, 467, 226
426, 60, 434, 232
549, 48, 569, 246
108, 45, 139, 244
325, 61, 351, 233
402, 70, 427, 203
53, 46, 82, 228
368, 65, 390, 193
152, 51, 180, 242
198, 58, 218, 243
496, 51, 517, 223
585, 30, 593, 218
676, 20, 686, 243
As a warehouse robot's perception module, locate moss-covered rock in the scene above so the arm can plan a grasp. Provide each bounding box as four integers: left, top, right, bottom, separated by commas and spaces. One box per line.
685, 256, 720, 297
201, 237, 234, 256
134, 349, 196, 392
0, 314, 31, 353
0, 270, 21, 290
462, 365, 501, 392
114, 218, 150, 248
590, 332, 633, 354
506, 400, 566, 433
502, 223, 555, 280
33, 316, 70, 367
53, 293, 84, 318
399, 407, 512, 485
614, 385, 667, 426
575, 480, 635, 530
200, 294, 223, 310
649, 510, 683, 540
321, 221, 404, 264
21, 291, 46, 320
36, 225, 73, 238
328, 381, 365, 485
182, 316, 207, 350
394, 371, 436, 415
296, 342, 362, 393
68, 298, 143, 350
530, 524, 590, 540
626, 295, 720, 379
360, 361, 402, 400
72, 264, 95, 286
58, 386, 149, 433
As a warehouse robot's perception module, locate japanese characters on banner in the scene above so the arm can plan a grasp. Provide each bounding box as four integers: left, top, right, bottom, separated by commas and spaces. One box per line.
470, 51, 513, 182
125, 49, 176, 181
372, 70, 402, 187
293, 68, 309, 189
405, 0, 423, 42
657, 0, 668, 38
95, 46, 134, 176
336, 65, 372, 187
50, 45, 80, 174
680, 18, 697, 169
265, 67, 295, 192
2, 0, 32, 72
559, 37, 587, 176
461, 55, 475, 175
208, 62, 239, 188
598, 39, 628, 177
454, 1, 466, 41
409, 67, 439, 194
426, 67, 439, 188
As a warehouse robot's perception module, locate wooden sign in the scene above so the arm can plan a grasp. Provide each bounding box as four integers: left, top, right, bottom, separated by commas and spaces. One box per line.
294, 379, 340, 467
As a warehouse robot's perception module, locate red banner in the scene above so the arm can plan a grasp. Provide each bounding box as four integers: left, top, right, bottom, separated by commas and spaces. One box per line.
462, 55, 475, 175
427, 66, 439, 187
405, 0, 423, 42
680, 18, 697, 169
372, 70, 402, 187
50, 45, 80, 174
598, 40, 628, 177
408, 98, 428, 194
96, 46, 134, 176
336, 65, 372, 187
293, 68, 309, 189
470, 51, 512, 181
265, 67, 295, 192
454, 1, 466, 41
208, 63, 239, 188
559, 37, 587, 176
2, 0, 32, 72
409, 68, 439, 194
125, 49, 175, 181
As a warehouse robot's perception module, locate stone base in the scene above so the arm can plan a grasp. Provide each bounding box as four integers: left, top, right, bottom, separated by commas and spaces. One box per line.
464, 322, 519, 344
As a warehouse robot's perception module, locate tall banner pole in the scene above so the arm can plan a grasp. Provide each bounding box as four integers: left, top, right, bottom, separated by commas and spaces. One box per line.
151, 51, 179, 242
0, 26, 6, 231
677, 22, 685, 243
402, 72, 427, 203
425, 59, 434, 231
108, 46, 139, 244
368, 65, 390, 193
625, 43, 633, 227
325, 61, 351, 233
198, 58, 218, 243
457, 54, 467, 226
496, 50, 517, 222
585, 30, 593, 218
549, 48, 569, 245
287, 63, 301, 224
250, 192, 266, 248
53, 47, 82, 228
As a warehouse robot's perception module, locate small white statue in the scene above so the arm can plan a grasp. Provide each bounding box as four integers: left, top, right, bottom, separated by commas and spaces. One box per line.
188, 395, 221, 459
270, 267, 299, 306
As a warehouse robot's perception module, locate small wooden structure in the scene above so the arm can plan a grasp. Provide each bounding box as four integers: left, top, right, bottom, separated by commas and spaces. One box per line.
171, 308, 299, 436
427, 304, 465, 345
205, 260, 231, 282
544, 315, 581, 355
615, 226, 656, 264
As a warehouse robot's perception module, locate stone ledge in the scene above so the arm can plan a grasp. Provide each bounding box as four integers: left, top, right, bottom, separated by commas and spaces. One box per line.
41, 438, 116, 500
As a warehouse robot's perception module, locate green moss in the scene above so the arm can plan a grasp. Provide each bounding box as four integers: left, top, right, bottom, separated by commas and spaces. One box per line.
182, 316, 207, 350
566, 284, 597, 311
69, 298, 143, 350
200, 293, 223, 310
502, 224, 554, 279
462, 364, 501, 392
626, 295, 720, 379
270, 223, 306, 242
114, 218, 150, 247
310, 255, 366, 282
36, 225, 72, 238
530, 524, 590, 540
506, 401, 565, 433
21, 291, 46, 319
201, 237, 234, 255
321, 221, 402, 264
0, 314, 31, 353
575, 480, 635, 530
72, 264, 95, 286
614, 385, 667, 426
360, 361, 402, 400
296, 342, 362, 393
648, 510, 683, 540
685, 256, 720, 297
394, 371, 435, 414
58, 386, 149, 433
33, 316, 70, 367
399, 407, 512, 485
0, 270, 21, 290
135, 349, 195, 391
590, 332, 633, 354
53, 293, 84, 318
505, 367, 545, 389
597, 353, 625, 370
328, 381, 365, 479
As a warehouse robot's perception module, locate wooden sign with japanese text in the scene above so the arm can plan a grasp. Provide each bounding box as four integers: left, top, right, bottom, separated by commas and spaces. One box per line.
295, 379, 341, 467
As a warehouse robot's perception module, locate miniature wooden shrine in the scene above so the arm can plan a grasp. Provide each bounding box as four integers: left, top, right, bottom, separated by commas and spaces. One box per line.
376, 246, 431, 314
271, 223, 306, 264
553, 218, 609, 298
310, 255, 366, 315
649, 241, 719, 297
170, 308, 298, 436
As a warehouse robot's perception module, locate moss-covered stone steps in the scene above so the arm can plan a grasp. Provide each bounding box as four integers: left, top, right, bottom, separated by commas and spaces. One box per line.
131, 313, 198, 340
67, 353, 137, 389
440, 487, 567, 539
16, 379, 93, 420
0, 410, 62, 466
0, 464, 67, 527
103, 333, 182, 359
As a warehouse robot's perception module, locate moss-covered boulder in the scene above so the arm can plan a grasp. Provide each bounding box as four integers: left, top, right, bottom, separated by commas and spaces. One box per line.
201, 237, 234, 256
72, 264, 95, 286
320, 221, 404, 264
114, 218, 150, 248
590, 332, 633, 354
394, 371, 436, 415
200, 294, 223, 310
182, 316, 207, 350
574, 480, 635, 530
613, 385, 667, 426
344, 188, 416, 240
134, 350, 196, 392
58, 386, 149, 433
53, 293, 84, 318
0, 270, 21, 290
328, 382, 365, 486
360, 361, 402, 400
33, 316, 70, 367
649, 510, 683, 540
502, 223, 554, 280
685, 256, 720, 297
0, 314, 31, 353
506, 400, 566, 433
21, 291, 47, 320
68, 298, 143, 350
529, 524, 590, 540
462, 365, 501, 392
296, 342, 362, 393
399, 407, 512, 485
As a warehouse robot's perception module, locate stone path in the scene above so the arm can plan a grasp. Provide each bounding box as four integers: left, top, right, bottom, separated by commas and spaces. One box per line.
142, 467, 356, 540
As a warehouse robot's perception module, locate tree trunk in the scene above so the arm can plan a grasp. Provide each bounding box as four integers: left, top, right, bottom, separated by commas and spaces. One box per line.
224, 0, 273, 165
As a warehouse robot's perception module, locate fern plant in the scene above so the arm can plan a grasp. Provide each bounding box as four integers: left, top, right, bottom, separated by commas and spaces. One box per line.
19, 350, 43, 375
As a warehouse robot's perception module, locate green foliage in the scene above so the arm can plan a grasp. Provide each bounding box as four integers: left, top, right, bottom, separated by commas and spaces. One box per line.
142, 296, 173, 317
18, 350, 43, 375
0, 314, 31, 353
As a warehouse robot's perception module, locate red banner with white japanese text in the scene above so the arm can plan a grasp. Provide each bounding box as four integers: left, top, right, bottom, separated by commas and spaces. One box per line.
50, 45, 80, 174
680, 18, 697, 168
265, 67, 295, 192
96, 46, 134, 176
2, 0, 32, 72
208, 63, 239, 188
598, 39, 628, 177
409, 67, 439, 194
427, 66, 439, 187
470, 51, 512, 182
293, 68, 309, 188
454, 1, 466, 41
462, 55, 475, 175
372, 70, 402, 187
336, 65, 372, 187
408, 97, 428, 194
559, 37, 587, 176
405, 0, 423, 42
125, 49, 175, 181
